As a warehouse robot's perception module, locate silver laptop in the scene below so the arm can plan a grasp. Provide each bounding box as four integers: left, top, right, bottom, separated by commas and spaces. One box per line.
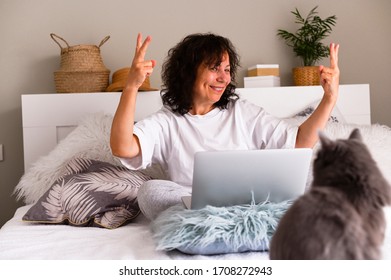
182, 148, 312, 209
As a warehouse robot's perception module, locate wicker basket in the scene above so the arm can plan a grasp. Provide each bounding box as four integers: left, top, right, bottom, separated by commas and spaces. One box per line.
292, 66, 320, 86
51, 33, 110, 93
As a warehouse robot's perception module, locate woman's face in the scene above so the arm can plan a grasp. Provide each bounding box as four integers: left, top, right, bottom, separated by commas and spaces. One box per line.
191, 52, 231, 114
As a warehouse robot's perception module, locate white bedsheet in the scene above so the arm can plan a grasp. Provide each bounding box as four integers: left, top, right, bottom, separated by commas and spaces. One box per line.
0, 205, 269, 260
0, 205, 390, 260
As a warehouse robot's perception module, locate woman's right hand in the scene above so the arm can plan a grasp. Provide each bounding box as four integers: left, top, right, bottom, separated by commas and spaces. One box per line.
124, 33, 156, 92
110, 33, 155, 158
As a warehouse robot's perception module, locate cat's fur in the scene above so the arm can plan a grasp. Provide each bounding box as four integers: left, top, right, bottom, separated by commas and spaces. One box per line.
269, 128, 391, 259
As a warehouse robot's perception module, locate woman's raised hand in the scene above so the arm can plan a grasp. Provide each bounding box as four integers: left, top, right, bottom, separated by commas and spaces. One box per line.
111, 33, 155, 158
319, 43, 340, 102
125, 33, 156, 91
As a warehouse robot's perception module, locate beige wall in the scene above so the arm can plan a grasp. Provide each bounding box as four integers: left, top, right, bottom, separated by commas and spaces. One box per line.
1, 0, 390, 227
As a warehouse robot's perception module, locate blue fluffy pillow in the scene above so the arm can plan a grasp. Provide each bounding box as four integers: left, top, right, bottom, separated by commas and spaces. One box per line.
150, 200, 292, 255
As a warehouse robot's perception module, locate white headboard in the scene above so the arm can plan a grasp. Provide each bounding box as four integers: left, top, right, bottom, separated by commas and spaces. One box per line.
21, 84, 370, 172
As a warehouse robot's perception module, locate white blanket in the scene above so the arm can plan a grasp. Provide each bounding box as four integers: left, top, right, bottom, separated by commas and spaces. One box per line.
0, 204, 390, 260
0, 205, 269, 260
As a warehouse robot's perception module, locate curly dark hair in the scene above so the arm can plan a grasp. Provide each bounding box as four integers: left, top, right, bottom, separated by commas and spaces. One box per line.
161, 33, 240, 115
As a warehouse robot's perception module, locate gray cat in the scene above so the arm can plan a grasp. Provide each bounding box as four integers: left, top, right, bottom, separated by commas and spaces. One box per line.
269, 128, 391, 259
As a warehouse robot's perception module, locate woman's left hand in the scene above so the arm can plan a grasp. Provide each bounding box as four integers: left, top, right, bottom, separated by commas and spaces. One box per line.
319, 43, 340, 103
296, 43, 340, 149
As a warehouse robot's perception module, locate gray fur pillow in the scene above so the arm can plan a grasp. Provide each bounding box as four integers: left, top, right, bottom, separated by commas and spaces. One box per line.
151, 201, 292, 255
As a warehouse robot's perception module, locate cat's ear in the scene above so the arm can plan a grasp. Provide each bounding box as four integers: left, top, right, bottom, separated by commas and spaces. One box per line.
349, 128, 363, 141
318, 130, 333, 147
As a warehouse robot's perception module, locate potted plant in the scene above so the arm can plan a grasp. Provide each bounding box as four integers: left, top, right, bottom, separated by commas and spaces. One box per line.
277, 6, 337, 86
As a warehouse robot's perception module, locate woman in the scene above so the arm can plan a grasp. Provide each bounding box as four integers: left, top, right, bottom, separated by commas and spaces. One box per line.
110, 33, 340, 220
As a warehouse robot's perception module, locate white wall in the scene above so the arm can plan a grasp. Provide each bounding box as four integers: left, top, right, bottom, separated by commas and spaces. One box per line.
1, 0, 390, 227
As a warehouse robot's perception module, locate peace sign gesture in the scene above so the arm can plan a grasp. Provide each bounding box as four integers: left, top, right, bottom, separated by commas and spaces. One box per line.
319, 43, 340, 102
125, 33, 156, 91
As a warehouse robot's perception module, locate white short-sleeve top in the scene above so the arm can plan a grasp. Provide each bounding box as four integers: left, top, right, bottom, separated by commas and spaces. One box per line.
119, 99, 298, 187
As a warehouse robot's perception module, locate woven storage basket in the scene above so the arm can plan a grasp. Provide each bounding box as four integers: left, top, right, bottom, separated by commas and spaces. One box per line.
51, 33, 110, 93
292, 66, 320, 86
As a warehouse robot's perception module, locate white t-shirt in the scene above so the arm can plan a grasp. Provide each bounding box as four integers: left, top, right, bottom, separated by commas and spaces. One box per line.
119, 99, 298, 187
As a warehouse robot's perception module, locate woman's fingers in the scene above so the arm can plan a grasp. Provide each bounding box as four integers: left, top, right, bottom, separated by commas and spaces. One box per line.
319, 43, 340, 99
134, 33, 152, 63
124, 33, 156, 90
329, 43, 340, 69
145, 59, 157, 76
132, 33, 154, 73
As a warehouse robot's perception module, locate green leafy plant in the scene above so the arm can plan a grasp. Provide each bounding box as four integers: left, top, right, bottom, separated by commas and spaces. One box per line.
277, 6, 337, 66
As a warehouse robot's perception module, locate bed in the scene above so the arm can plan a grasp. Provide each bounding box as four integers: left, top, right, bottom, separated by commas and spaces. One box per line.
1, 84, 390, 260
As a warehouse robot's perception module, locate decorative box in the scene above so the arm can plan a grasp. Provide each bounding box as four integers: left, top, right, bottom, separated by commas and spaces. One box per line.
247, 64, 280, 77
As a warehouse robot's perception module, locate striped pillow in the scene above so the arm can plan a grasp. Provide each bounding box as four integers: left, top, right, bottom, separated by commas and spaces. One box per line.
23, 158, 152, 229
